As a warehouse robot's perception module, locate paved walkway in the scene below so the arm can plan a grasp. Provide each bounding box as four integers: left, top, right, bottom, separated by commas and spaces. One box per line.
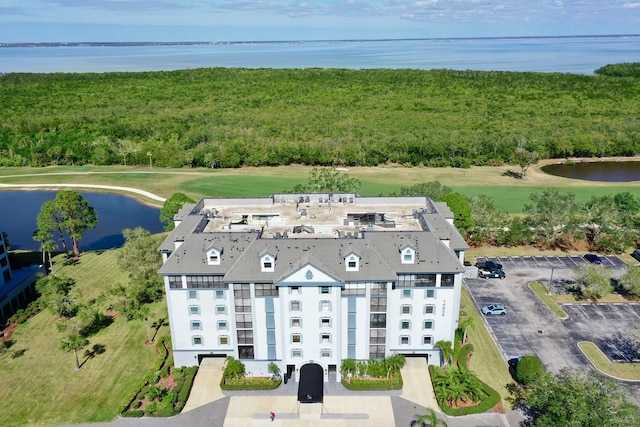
67, 358, 521, 427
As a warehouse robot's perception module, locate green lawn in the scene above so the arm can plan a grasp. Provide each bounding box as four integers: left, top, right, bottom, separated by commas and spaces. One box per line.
2, 163, 640, 214
460, 287, 514, 410
0, 251, 168, 427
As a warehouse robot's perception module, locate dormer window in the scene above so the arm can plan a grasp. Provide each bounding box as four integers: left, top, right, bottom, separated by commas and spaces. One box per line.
401, 245, 416, 264
345, 252, 360, 272
207, 247, 222, 265
261, 252, 275, 272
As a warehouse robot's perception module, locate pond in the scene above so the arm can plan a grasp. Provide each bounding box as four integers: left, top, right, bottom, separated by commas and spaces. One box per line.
540, 161, 640, 182
0, 191, 164, 251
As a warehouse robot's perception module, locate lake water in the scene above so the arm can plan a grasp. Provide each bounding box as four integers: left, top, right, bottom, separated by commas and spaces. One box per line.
541, 161, 640, 182
0, 191, 163, 251
2, 36, 639, 74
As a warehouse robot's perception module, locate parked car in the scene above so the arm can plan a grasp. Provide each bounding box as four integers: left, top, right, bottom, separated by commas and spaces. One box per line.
631, 249, 640, 263
481, 304, 507, 316
508, 356, 524, 369
478, 268, 506, 279
584, 253, 602, 264
476, 260, 503, 270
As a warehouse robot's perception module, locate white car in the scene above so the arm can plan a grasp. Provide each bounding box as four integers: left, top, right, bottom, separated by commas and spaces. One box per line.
481, 304, 506, 316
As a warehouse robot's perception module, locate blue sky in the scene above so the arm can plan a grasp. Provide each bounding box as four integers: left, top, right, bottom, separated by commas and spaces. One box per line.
1, 0, 639, 43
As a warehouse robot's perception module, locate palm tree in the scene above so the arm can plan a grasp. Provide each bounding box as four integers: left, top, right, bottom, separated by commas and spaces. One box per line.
386, 353, 406, 378
416, 408, 448, 427
146, 151, 153, 168
41, 239, 58, 271
458, 316, 475, 343
60, 333, 89, 370
435, 340, 453, 366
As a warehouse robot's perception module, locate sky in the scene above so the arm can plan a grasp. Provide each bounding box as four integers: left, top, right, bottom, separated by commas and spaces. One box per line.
1, 0, 639, 43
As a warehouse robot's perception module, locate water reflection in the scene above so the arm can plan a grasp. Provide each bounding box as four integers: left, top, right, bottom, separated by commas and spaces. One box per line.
541, 161, 640, 182
0, 191, 163, 251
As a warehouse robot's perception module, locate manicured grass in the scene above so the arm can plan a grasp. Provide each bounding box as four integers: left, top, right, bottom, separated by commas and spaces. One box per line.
0, 250, 169, 427
2, 161, 640, 214
528, 282, 569, 319
460, 287, 513, 409
578, 341, 640, 381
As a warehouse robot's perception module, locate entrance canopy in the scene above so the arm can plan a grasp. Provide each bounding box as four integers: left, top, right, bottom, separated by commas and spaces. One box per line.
297, 363, 324, 404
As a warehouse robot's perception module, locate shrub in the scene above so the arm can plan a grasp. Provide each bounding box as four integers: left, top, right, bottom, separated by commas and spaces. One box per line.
131, 400, 142, 409
515, 355, 543, 385
121, 410, 144, 418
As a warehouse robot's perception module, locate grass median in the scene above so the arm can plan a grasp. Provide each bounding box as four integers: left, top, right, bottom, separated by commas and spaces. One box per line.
528, 282, 569, 319
578, 341, 640, 381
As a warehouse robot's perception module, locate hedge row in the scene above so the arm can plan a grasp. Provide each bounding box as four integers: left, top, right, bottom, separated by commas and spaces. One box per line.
341, 372, 403, 391
220, 377, 281, 390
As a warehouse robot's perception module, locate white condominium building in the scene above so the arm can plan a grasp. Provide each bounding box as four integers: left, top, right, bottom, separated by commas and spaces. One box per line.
158, 194, 468, 382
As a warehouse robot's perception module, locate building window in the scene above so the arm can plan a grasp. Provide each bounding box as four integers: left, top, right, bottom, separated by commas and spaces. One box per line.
208, 250, 220, 265
320, 300, 331, 312
290, 286, 300, 295
218, 321, 228, 330
261, 254, 275, 272
219, 336, 229, 345
321, 349, 331, 358
292, 349, 303, 358
401, 305, 411, 315
291, 301, 301, 311
400, 336, 410, 345
189, 305, 200, 315
192, 336, 203, 345
441, 274, 455, 287
401, 247, 415, 264
216, 305, 227, 315
190, 321, 202, 330
402, 289, 412, 298
255, 283, 278, 296
188, 290, 198, 299
237, 330, 254, 344
216, 290, 225, 299
425, 289, 436, 298
168, 276, 182, 289
423, 336, 433, 345
321, 333, 331, 344
348, 260, 357, 268
370, 296, 386, 312
235, 313, 252, 328
321, 318, 331, 328
292, 334, 302, 344
401, 320, 411, 330
424, 320, 434, 329
320, 286, 330, 294
342, 283, 366, 295
291, 318, 302, 328
238, 346, 254, 359
370, 313, 386, 328
424, 305, 435, 315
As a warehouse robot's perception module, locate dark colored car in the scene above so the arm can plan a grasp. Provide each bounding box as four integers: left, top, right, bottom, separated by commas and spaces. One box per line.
476, 260, 503, 270
631, 249, 640, 263
508, 356, 524, 369
584, 253, 602, 264
478, 268, 506, 279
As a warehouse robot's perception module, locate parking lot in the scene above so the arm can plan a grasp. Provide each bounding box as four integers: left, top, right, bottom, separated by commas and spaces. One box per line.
465, 255, 640, 401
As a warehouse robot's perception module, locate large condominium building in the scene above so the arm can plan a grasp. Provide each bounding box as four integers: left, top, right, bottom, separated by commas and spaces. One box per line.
158, 194, 468, 382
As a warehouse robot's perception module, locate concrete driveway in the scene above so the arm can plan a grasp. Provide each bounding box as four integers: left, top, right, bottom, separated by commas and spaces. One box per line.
466, 255, 640, 403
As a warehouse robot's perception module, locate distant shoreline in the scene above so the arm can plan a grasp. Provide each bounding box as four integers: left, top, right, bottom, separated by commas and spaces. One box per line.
2, 34, 640, 48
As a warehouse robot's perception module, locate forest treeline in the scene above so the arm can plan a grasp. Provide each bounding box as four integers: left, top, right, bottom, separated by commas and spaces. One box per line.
1, 67, 639, 168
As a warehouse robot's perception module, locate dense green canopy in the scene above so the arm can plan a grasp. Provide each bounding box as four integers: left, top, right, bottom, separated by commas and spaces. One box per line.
1, 68, 639, 168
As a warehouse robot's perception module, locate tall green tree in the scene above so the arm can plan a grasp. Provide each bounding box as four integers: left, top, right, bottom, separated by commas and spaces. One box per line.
159, 192, 195, 231
37, 191, 97, 258
619, 266, 640, 297
523, 189, 578, 249
511, 368, 640, 426
396, 181, 452, 200
60, 334, 89, 370
574, 263, 613, 299
35, 274, 78, 318
36, 200, 69, 253
117, 227, 164, 304
291, 167, 360, 193
438, 193, 474, 236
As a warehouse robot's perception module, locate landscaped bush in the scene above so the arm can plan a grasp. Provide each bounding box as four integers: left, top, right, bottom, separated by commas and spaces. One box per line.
121, 410, 144, 418
220, 376, 281, 390
341, 372, 403, 390
429, 365, 502, 416
515, 355, 543, 385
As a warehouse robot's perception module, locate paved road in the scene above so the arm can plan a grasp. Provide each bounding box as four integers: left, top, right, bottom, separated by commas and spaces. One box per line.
467, 255, 640, 403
